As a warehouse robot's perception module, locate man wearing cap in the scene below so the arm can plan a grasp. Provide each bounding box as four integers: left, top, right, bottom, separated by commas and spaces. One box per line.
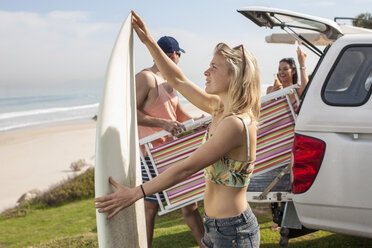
136, 36, 204, 247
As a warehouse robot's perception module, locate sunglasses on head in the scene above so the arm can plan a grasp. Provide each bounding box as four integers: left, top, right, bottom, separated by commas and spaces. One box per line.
175, 51, 181, 58
234, 44, 246, 77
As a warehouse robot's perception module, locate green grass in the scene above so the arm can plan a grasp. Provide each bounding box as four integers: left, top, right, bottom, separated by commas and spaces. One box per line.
152, 208, 203, 247
1, 168, 372, 247
2, 199, 372, 247
0, 199, 97, 248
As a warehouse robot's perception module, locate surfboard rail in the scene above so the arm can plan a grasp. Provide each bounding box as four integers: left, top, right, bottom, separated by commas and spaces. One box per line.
95, 12, 147, 247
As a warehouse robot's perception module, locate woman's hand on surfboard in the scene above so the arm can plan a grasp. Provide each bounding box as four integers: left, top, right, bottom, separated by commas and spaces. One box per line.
95, 177, 141, 219
131, 11, 153, 45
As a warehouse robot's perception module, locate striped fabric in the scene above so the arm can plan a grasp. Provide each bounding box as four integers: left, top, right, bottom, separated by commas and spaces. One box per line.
255, 97, 295, 173
149, 129, 207, 208
141, 157, 165, 202
142, 96, 296, 214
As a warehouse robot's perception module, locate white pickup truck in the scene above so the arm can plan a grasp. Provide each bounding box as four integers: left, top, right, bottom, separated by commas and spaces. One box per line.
238, 6, 372, 246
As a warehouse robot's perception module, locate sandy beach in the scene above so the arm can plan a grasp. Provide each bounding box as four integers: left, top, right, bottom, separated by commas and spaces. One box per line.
0, 121, 97, 213
0, 104, 206, 213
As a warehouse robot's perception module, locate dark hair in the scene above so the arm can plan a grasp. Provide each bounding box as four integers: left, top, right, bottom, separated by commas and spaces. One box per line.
279, 57, 298, 84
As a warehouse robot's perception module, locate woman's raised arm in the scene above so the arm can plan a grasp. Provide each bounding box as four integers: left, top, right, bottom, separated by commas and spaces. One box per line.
131, 11, 219, 114
297, 46, 309, 97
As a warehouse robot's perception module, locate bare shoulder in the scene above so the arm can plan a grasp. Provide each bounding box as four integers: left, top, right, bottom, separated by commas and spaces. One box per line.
217, 115, 246, 135
135, 69, 156, 89
221, 115, 257, 136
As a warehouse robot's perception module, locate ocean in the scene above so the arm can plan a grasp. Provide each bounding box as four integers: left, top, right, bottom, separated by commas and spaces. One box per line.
0, 84, 102, 133
0, 82, 267, 133
0, 83, 192, 133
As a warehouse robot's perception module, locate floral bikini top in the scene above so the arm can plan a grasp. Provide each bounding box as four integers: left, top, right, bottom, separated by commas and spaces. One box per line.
203, 115, 254, 187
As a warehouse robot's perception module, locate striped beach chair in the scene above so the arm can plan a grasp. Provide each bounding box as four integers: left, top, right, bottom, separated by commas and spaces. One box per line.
139, 118, 210, 215
254, 97, 296, 174
139, 85, 299, 214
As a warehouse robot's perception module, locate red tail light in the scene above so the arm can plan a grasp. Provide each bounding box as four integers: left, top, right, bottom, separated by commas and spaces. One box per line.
292, 134, 326, 194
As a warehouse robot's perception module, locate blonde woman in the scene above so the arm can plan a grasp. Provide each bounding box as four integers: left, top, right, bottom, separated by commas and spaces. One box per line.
96, 11, 261, 247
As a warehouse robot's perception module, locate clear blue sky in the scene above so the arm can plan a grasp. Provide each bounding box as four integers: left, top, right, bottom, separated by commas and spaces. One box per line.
0, 0, 371, 94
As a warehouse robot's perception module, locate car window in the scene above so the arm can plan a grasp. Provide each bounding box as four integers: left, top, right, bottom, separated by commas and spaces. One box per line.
323, 46, 372, 106
269, 13, 328, 32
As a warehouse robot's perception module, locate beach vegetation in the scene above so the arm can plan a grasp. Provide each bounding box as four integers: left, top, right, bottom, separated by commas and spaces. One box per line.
353, 12, 372, 29
70, 158, 91, 172
1, 168, 95, 219
41, 167, 95, 205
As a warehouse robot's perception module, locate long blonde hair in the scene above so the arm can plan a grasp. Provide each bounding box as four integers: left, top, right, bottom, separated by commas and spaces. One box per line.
214, 43, 261, 121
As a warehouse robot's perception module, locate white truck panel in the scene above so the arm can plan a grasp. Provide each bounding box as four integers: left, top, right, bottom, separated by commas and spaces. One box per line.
293, 35, 372, 238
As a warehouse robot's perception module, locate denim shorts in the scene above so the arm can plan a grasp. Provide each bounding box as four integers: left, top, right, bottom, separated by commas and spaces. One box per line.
202, 207, 260, 248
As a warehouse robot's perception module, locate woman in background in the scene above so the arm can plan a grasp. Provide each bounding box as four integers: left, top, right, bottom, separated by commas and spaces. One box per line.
267, 47, 308, 112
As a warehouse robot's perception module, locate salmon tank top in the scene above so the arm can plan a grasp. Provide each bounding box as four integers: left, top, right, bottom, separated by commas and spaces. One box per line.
138, 69, 179, 155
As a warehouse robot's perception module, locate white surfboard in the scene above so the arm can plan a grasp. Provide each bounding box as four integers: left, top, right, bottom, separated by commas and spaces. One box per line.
95, 12, 147, 248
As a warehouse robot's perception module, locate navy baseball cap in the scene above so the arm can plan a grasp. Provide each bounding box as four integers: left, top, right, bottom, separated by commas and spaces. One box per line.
157, 36, 185, 53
